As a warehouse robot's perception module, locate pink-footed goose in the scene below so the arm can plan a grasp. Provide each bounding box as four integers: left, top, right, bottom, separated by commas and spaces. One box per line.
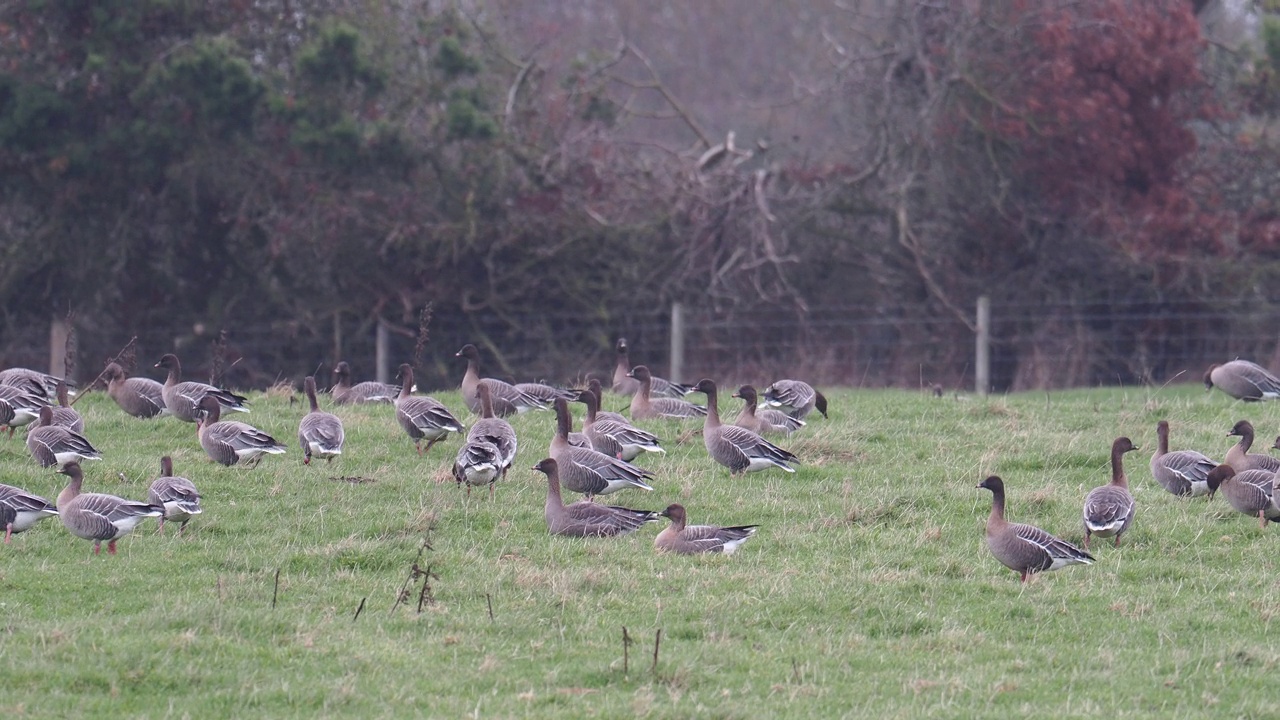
148, 456, 202, 535
57, 462, 162, 555
977, 475, 1094, 582
0, 384, 49, 436
1150, 420, 1215, 497
196, 396, 286, 467
1225, 420, 1280, 473
534, 459, 659, 537
299, 376, 345, 464
0, 367, 73, 402
627, 366, 706, 420
456, 344, 546, 416
331, 361, 399, 404
580, 387, 665, 461
654, 503, 758, 555
694, 379, 798, 475
585, 378, 629, 424
27, 406, 101, 468
48, 380, 83, 434
1204, 360, 1280, 401
0, 482, 59, 542
395, 364, 465, 456
102, 362, 167, 419
452, 438, 504, 497
1207, 464, 1280, 529
1082, 437, 1138, 548
732, 385, 804, 436
611, 338, 692, 398
465, 383, 517, 477
550, 398, 654, 499
155, 354, 249, 423
760, 379, 828, 420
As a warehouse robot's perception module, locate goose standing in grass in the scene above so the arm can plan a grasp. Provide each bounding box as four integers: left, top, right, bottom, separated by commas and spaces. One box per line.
586, 378, 629, 423
148, 456, 202, 535
48, 380, 83, 434
733, 385, 804, 436
155, 354, 250, 423
57, 462, 162, 555
27, 406, 102, 468
533, 458, 659, 537
694, 379, 799, 475
1224, 420, 1280, 473
102, 362, 167, 418
0, 384, 49, 436
654, 503, 758, 555
0, 367, 72, 402
1082, 437, 1138, 548
1204, 360, 1280, 401
514, 381, 577, 407
1206, 464, 1280, 529
452, 438, 503, 497
760, 379, 828, 420
612, 338, 692, 398
580, 387, 665, 462
627, 366, 705, 420
331, 361, 399, 405
196, 396, 286, 467
298, 376, 344, 464
456, 344, 546, 416
394, 364, 465, 456
1150, 420, 1215, 497
0, 483, 59, 542
977, 475, 1094, 582
465, 383, 518, 478
550, 398, 654, 499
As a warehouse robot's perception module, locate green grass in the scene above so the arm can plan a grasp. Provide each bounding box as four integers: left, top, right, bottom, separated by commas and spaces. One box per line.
2, 382, 1280, 717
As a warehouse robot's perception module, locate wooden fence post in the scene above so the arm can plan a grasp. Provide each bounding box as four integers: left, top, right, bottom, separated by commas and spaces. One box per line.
49, 316, 69, 379
669, 302, 685, 382
376, 318, 391, 385
975, 296, 990, 396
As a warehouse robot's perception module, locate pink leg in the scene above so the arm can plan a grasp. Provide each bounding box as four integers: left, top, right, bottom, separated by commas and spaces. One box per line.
107, 540, 117, 555
4, 524, 11, 544
93, 542, 102, 555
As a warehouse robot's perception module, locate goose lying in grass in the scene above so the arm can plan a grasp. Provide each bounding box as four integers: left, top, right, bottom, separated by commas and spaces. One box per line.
654, 503, 758, 555
331, 361, 399, 405
534, 458, 659, 537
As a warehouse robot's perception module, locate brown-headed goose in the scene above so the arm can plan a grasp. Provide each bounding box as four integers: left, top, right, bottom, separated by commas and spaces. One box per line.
695, 379, 798, 475
57, 462, 162, 555
1082, 437, 1138, 548
580, 387, 665, 461
452, 438, 503, 497
1225, 420, 1280, 473
732, 385, 804, 436
27, 406, 102, 468
0, 384, 49, 436
155, 354, 249, 423
514, 381, 578, 407
627, 366, 706, 420
533, 458, 659, 537
196, 396, 286, 467
1206, 464, 1280, 529
0, 367, 72, 402
1204, 360, 1280, 401
465, 383, 518, 477
654, 503, 758, 554
394, 364, 465, 456
0, 483, 59, 542
611, 339, 692, 398
977, 475, 1094, 582
1150, 420, 1215, 497
48, 380, 83, 434
331, 361, 399, 405
102, 362, 167, 419
148, 456, 202, 535
299, 376, 344, 464
585, 378, 629, 424
550, 398, 654, 499
760, 379, 828, 420
456, 344, 546, 416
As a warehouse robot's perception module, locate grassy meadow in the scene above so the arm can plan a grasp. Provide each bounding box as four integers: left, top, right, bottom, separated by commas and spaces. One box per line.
2, 379, 1280, 718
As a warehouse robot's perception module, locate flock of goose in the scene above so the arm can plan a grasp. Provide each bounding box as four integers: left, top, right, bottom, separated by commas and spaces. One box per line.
0, 339, 827, 557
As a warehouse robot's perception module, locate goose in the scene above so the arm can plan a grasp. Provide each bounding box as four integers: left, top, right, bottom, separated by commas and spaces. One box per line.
56, 462, 162, 555
627, 366, 706, 420
1206, 464, 1280, 529
580, 387, 665, 462
331, 361, 399, 405
549, 398, 654, 499
977, 475, 1095, 582
451, 439, 503, 497
1150, 420, 1215, 497
299, 376, 344, 464
694, 379, 798, 475
1082, 437, 1138, 548
533, 458, 659, 537
0, 483, 59, 542
27, 406, 102, 468
1224, 420, 1280, 473
654, 503, 758, 555
585, 378, 629, 424
148, 456, 202, 535
760, 379, 828, 420
102, 362, 167, 418
514, 381, 578, 407
465, 383, 517, 477
196, 396, 286, 467
155, 354, 250, 423
732, 385, 804, 436
1204, 360, 1280, 401
0, 367, 73, 402
0, 384, 49, 436
394, 364, 465, 456
48, 380, 83, 434
456, 344, 546, 416
611, 338, 692, 398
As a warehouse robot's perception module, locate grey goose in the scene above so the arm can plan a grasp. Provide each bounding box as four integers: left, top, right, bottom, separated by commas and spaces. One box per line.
977, 475, 1094, 582
1150, 420, 1215, 497
694, 379, 798, 475
0, 367, 73, 402
465, 383, 517, 477
155, 354, 250, 423
1224, 420, 1280, 473
585, 378, 629, 424
514, 381, 578, 407
533, 458, 659, 537
580, 387, 665, 462
57, 462, 162, 555
331, 361, 399, 405
27, 406, 102, 468
0, 384, 49, 435
48, 380, 83, 434
452, 439, 504, 497
196, 396, 286, 467
0, 483, 59, 542
732, 385, 804, 436
760, 379, 828, 420
1206, 464, 1280, 529
1082, 437, 1138, 548
1204, 360, 1280, 401
148, 456, 202, 535
549, 398, 654, 499
456, 344, 546, 416
611, 338, 692, 398
627, 366, 706, 420
395, 364, 465, 456
654, 503, 758, 555
102, 362, 167, 418
299, 376, 345, 464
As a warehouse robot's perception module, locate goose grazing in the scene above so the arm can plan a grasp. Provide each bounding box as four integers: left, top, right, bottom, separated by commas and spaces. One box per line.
732, 385, 804, 436
627, 366, 706, 420
48, 380, 84, 434
0, 384, 49, 436
550, 398, 654, 499
1225, 420, 1280, 473
1082, 437, 1138, 548
148, 456, 202, 535
585, 378, 629, 424
0, 483, 59, 542
394, 364, 465, 456
1204, 360, 1280, 401
760, 379, 828, 420
456, 344, 546, 416
533, 458, 659, 537
331, 361, 399, 405
977, 475, 1095, 582
57, 462, 162, 555
694, 379, 799, 475
514, 381, 578, 407
196, 396, 286, 467
611, 338, 693, 398
0, 367, 72, 402
654, 503, 758, 555
1206, 464, 1280, 529
27, 406, 102, 468
102, 362, 167, 418
580, 387, 665, 462
465, 383, 518, 478
1150, 420, 1215, 497
452, 439, 503, 497
299, 376, 344, 464
155, 354, 250, 423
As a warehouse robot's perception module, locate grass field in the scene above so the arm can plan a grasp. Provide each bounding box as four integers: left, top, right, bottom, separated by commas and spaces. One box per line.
2, 380, 1279, 718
